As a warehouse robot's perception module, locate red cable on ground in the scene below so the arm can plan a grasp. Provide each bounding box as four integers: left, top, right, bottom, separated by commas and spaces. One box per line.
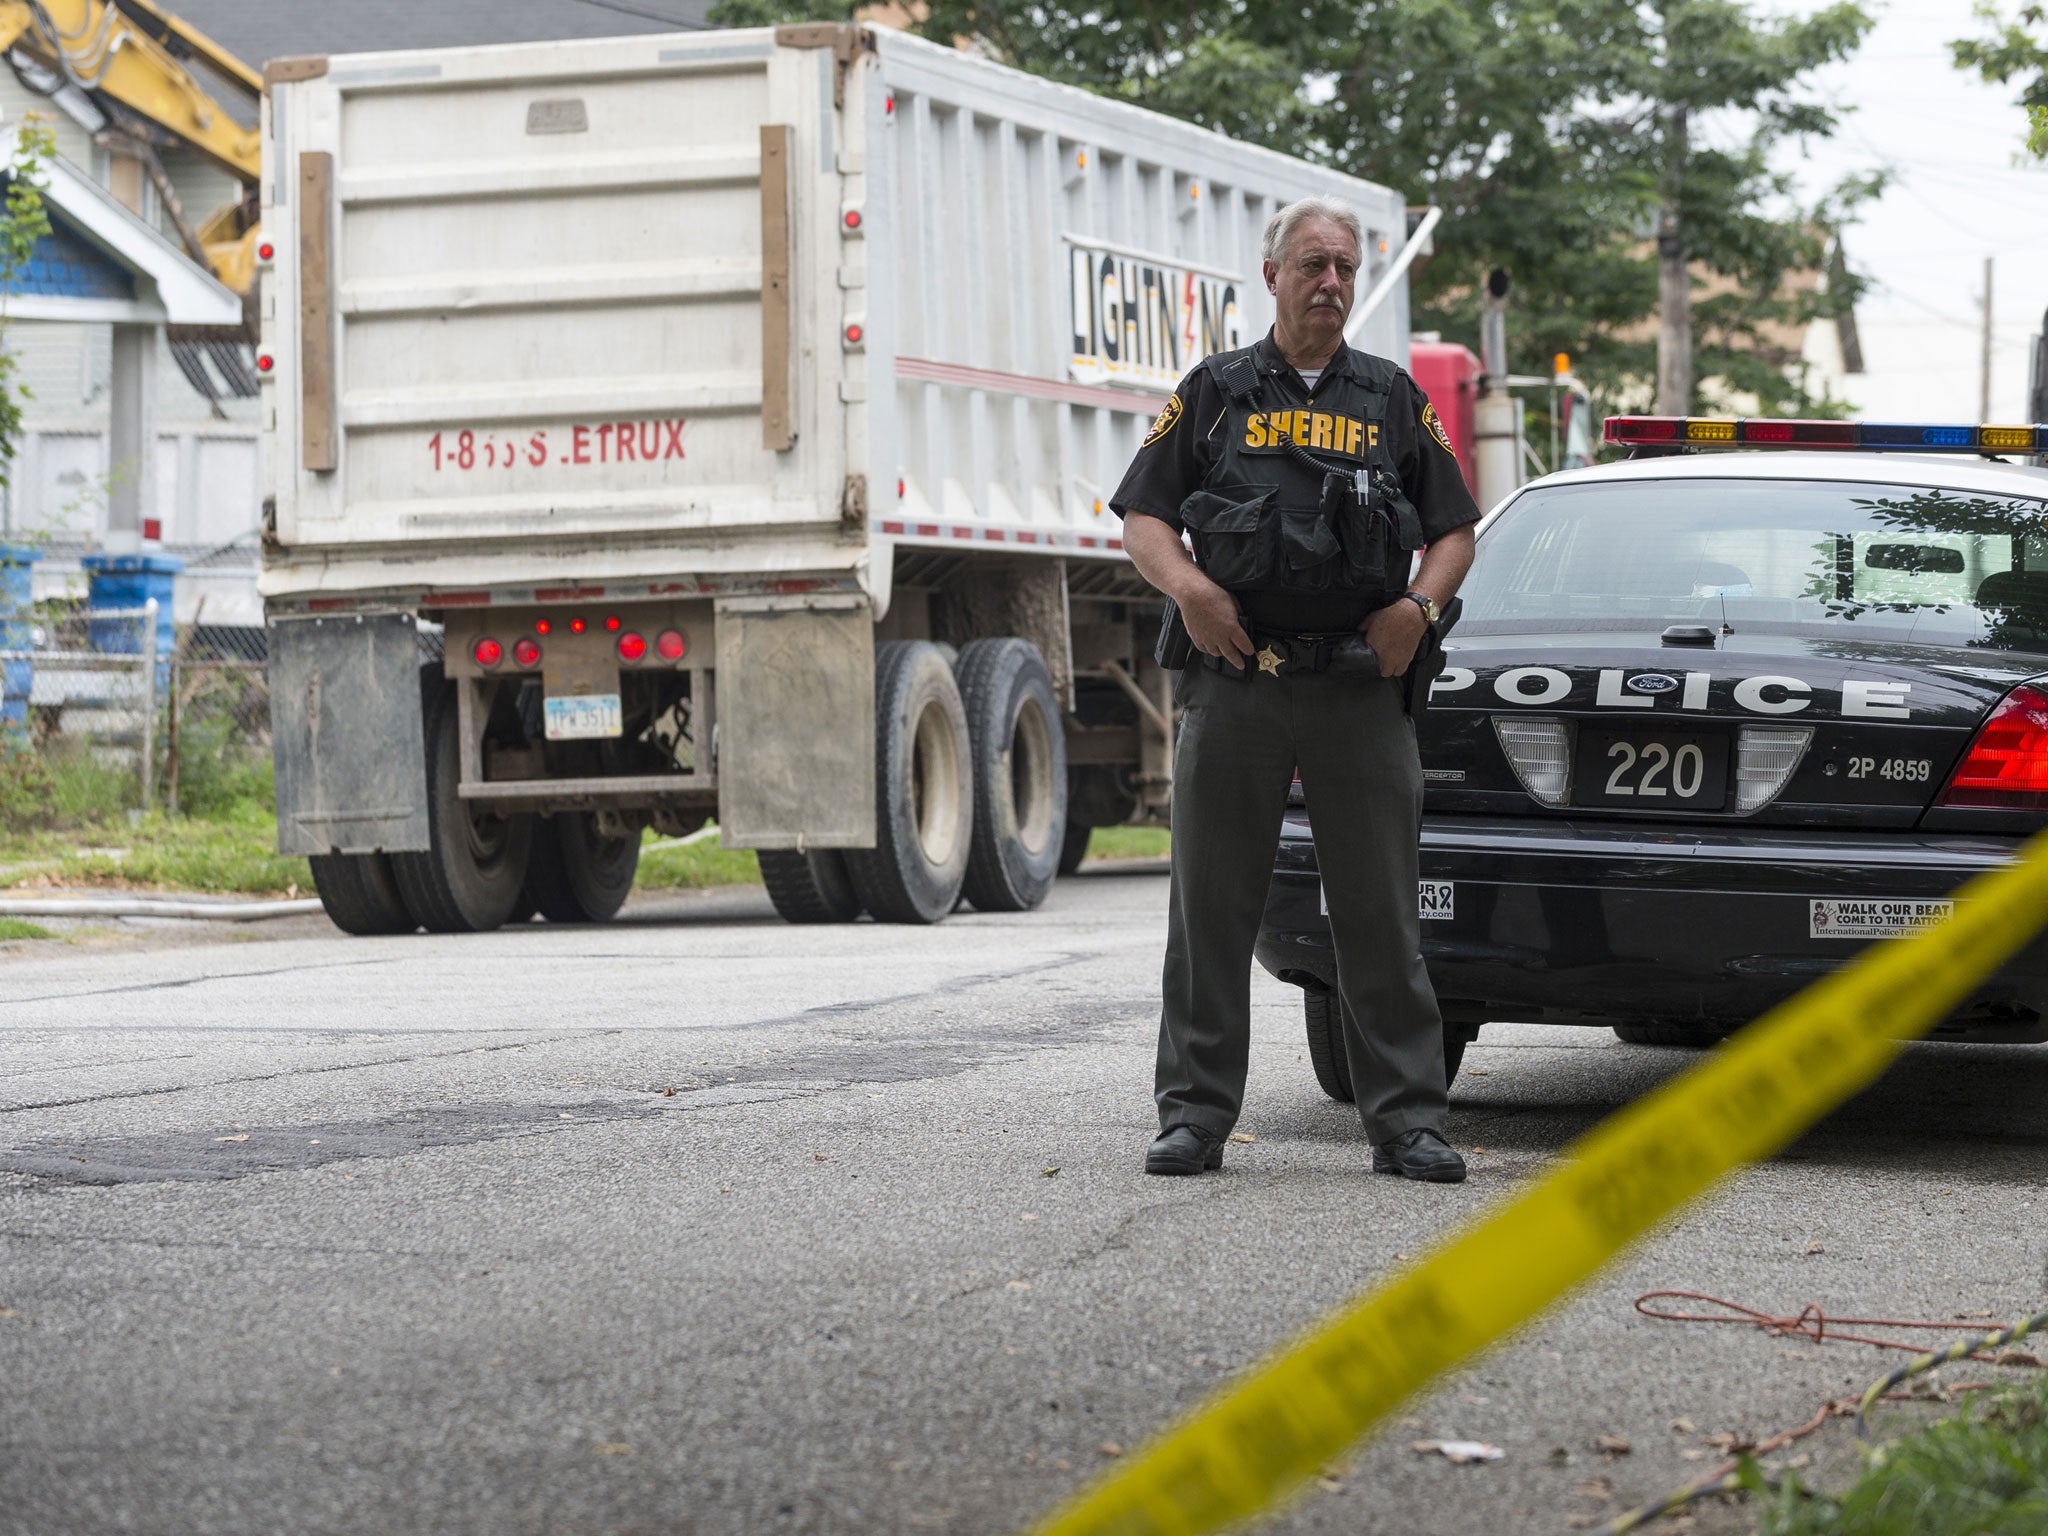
1633, 1290, 2009, 1357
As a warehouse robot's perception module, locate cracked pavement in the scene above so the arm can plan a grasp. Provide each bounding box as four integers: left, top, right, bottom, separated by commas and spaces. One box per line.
3, 863, 2046, 1535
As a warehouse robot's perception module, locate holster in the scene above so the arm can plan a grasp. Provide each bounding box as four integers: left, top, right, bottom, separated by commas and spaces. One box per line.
1323, 634, 1381, 678
1400, 596, 1463, 719
1154, 598, 1195, 671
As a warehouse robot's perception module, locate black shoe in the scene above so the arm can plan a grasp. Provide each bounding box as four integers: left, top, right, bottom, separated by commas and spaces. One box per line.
1145, 1124, 1225, 1176
1371, 1127, 1467, 1183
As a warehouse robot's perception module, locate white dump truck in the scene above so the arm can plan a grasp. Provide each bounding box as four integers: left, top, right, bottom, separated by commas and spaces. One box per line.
259, 23, 1417, 932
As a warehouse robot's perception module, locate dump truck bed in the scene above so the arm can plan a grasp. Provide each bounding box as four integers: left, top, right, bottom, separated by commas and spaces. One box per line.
259, 26, 1407, 609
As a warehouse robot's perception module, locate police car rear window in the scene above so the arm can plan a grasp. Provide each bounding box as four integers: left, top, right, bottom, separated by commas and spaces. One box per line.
1461, 478, 2048, 652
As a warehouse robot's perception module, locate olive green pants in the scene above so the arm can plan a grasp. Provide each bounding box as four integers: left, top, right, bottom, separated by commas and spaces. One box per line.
1156, 658, 1447, 1144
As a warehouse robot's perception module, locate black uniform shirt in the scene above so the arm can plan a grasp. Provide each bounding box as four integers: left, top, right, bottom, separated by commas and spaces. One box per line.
1109, 330, 1481, 632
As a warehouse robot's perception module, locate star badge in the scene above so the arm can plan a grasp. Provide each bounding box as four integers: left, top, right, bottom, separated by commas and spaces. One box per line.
1256, 645, 1283, 677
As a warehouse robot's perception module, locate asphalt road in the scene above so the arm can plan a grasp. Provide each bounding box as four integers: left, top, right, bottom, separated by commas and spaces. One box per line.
4, 863, 2044, 1536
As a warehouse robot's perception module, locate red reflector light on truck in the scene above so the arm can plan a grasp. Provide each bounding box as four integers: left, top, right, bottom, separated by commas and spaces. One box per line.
1939, 684, 2048, 809
655, 629, 687, 661
616, 632, 647, 663
534, 618, 552, 636
512, 638, 541, 668
472, 637, 503, 669
569, 616, 586, 634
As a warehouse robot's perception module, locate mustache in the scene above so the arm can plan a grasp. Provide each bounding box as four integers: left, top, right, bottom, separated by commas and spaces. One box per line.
1310, 294, 1345, 308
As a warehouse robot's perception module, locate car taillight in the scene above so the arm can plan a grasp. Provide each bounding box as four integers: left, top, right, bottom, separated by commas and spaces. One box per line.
655, 629, 687, 661
472, 637, 503, 669
1938, 684, 2048, 809
1494, 717, 1573, 807
616, 632, 647, 663
512, 637, 541, 668
1734, 725, 1813, 813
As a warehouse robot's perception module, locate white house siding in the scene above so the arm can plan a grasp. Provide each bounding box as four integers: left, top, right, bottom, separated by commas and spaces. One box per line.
0, 77, 260, 625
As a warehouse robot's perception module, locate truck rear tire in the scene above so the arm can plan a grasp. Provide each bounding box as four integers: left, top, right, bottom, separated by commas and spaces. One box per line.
1303, 989, 1476, 1102
308, 852, 416, 936
391, 678, 533, 933
847, 641, 973, 924
759, 849, 864, 923
957, 638, 1066, 912
524, 812, 638, 923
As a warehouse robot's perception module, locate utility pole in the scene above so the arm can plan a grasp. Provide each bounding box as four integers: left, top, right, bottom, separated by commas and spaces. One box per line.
1980, 255, 1995, 421
1474, 268, 1518, 510
1655, 103, 1691, 416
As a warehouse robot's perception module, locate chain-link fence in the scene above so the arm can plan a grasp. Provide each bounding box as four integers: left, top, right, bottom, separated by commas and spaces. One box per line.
1, 600, 164, 803
164, 623, 270, 815
0, 597, 272, 816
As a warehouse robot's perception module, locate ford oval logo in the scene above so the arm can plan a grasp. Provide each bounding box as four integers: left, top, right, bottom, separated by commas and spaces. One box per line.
1627, 672, 1680, 695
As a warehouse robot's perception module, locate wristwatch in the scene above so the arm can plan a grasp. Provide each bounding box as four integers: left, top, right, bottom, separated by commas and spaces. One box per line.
1402, 590, 1441, 624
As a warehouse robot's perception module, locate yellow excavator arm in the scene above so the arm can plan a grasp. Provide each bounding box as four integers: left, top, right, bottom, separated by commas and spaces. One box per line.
0, 0, 261, 292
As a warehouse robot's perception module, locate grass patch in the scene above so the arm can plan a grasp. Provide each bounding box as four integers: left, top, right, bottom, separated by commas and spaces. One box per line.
0, 916, 52, 940
1752, 1374, 2048, 1535
0, 800, 309, 896
1086, 825, 1169, 861
0, 741, 309, 897
635, 830, 761, 890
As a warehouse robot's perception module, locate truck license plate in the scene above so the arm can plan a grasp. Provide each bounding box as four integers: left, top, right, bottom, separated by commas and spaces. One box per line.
544, 693, 622, 740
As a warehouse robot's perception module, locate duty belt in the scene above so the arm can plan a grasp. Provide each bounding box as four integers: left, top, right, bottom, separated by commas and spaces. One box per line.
1201, 627, 1380, 679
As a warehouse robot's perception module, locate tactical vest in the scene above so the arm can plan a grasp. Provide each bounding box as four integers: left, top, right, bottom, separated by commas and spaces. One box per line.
1177, 343, 1423, 608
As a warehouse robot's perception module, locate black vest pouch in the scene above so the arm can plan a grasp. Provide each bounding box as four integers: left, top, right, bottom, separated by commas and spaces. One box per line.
1179, 486, 1279, 590
1331, 492, 1389, 590
1278, 509, 1342, 590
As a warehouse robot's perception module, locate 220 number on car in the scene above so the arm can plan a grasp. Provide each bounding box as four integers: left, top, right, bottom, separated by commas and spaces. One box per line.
1575, 728, 1731, 810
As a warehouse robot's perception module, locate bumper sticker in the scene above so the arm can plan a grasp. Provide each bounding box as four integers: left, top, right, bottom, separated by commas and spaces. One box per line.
1318, 881, 1456, 920
1809, 898, 1953, 939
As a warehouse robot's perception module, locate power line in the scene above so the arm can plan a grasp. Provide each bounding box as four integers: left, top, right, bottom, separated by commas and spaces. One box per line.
571, 0, 712, 28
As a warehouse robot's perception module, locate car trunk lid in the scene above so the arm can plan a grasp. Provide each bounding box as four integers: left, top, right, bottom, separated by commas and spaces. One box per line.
1421, 628, 2048, 827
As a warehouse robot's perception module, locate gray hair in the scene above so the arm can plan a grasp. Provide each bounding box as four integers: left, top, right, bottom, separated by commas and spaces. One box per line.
1262, 197, 1364, 266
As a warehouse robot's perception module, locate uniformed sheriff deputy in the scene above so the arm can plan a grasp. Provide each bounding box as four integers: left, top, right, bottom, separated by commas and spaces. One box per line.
1109, 196, 1481, 1183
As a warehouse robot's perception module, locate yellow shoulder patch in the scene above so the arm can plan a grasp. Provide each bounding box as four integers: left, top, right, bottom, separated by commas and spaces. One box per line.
1422, 400, 1456, 458
1142, 393, 1183, 448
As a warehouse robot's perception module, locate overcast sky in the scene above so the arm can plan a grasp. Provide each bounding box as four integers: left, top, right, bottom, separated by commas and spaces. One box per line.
1765, 0, 2048, 420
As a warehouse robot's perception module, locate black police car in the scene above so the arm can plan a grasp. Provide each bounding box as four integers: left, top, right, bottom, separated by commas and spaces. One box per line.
1257, 417, 2048, 1102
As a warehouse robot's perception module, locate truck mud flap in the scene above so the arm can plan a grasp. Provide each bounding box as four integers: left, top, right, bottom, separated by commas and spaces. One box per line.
269, 613, 429, 856
714, 596, 875, 849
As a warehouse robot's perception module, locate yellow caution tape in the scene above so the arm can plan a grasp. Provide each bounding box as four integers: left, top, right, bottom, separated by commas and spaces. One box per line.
1023, 831, 2048, 1536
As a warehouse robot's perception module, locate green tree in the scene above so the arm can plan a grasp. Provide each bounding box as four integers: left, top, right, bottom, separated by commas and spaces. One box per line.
1953, 2, 2048, 158
714, 1, 1877, 426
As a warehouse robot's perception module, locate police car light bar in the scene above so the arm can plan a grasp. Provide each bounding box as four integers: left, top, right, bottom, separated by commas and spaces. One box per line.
1603, 417, 2048, 453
